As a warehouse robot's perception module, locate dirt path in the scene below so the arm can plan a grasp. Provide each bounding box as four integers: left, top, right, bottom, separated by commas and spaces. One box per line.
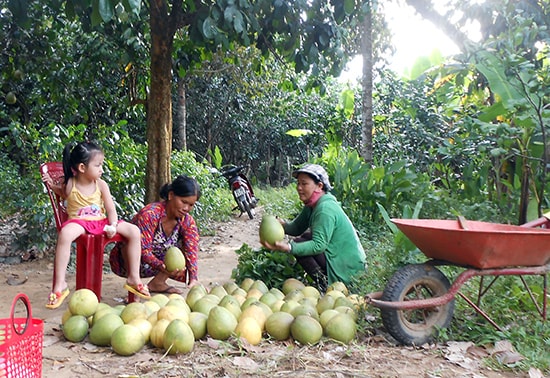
0, 207, 529, 377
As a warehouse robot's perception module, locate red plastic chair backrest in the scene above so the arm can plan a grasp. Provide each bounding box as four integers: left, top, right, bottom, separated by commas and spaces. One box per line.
40, 162, 68, 232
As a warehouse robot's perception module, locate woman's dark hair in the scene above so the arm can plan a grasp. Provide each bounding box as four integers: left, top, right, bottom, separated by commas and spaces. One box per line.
62, 141, 104, 184
160, 175, 201, 201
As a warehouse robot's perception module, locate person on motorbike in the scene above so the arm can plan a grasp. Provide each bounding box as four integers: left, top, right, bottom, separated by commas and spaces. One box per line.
260, 163, 366, 292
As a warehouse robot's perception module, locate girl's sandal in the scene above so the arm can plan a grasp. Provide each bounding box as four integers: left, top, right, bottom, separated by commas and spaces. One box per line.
124, 283, 151, 299
45, 288, 70, 309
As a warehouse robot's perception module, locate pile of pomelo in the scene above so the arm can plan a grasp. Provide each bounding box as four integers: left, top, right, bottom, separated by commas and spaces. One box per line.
60, 278, 362, 356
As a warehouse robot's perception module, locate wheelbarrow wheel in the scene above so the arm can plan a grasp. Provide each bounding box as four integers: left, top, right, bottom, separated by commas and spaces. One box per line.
380, 263, 454, 346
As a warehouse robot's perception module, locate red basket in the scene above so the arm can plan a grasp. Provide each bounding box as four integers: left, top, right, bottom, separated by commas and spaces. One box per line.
0, 294, 43, 378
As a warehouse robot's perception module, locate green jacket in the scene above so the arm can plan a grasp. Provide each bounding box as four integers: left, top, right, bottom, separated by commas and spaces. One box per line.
284, 193, 366, 285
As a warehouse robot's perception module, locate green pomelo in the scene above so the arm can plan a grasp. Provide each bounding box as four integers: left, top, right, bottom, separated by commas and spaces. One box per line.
220, 295, 242, 320
89, 313, 124, 346
259, 292, 278, 308
203, 294, 222, 304
240, 297, 260, 311
193, 296, 219, 315
334, 305, 358, 321
290, 315, 323, 345
62, 315, 89, 343
163, 319, 195, 354
280, 299, 300, 314
120, 302, 148, 323
150, 293, 170, 307
209, 285, 228, 299
5, 92, 16, 105
316, 295, 336, 314
150, 319, 171, 348
188, 312, 208, 340
143, 300, 161, 315
334, 296, 355, 309
164, 246, 186, 272
319, 309, 340, 330
249, 280, 269, 294
223, 281, 240, 294
111, 324, 145, 356
231, 287, 247, 297
325, 313, 356, 344
284, 289, 305, 302
268, 287, 285, 300
207, 306, 238, 340
128, 318, 153, 343
270, 299, 285, 312
166, 298, 191, 313
327, 281, 349, 296
68, 289, 99, 317
185, 288, 206, 309
325, 289, 346, 299
157, 305, 189, 322
301, 286, 321, 299
239, 277, 255, 291
290, 304, 319, 321
299, 296, 318, 308
282, 278, 305, 295
259, 215, 285, 244
266, 311, 294, 341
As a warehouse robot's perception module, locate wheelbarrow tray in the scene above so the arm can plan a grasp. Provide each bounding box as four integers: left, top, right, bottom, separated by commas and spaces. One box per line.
392, 218, 550, 269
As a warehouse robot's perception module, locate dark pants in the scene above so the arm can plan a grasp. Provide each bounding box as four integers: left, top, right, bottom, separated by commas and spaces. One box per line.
293, 232, 328, 292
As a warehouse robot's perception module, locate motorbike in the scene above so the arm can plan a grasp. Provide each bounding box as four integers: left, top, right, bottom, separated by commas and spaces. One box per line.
220, 165, 258, 219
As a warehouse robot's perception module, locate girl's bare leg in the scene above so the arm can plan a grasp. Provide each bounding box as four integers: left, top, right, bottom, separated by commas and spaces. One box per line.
52, 223, 85, 293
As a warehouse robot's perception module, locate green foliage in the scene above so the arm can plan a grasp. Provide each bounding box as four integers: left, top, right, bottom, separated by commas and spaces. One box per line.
231, 244, 306, 290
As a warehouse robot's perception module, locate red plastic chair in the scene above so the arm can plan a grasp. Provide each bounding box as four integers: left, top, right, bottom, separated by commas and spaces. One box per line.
40, 162, 134, 302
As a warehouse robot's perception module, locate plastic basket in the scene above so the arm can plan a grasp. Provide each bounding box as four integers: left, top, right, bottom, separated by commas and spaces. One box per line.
0, 294, 43, 378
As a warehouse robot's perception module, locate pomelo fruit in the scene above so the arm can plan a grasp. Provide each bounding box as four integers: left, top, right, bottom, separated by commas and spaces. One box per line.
334, 305, 358, 321
240, 303, 267, 330
157, 305, 189, 323
209, 285, 228, 299
163, 319, 195, 354
187, 311, 208, 340
92, 306, 116, 325
239, 277, 255, 291
290, 315, 323, 345
327, 281, 349, 296
89, 313, 124, 346
164, 246, 186, 272
13, 69, 23, 80
334, 296, 355, 309
245, 288, 264, 300
299, 296, 318, 309
290, 304, 319, 321
207, 306, 238, 340
111, 324, 145, 356
282, 278, 305, 295
62, 315, 89, 342
266, 311, 294, 341
165, 298, 191, 313
284, 289, 305, 303
268, 287, 285, 300
150, 318, 171, 348
319, 309, 340, 330
259, 292, 278, 308
61, 308, 73, 325
68, 288, 99, 317
302, 285, 321, 299
259, 215, 285, 244
185, 286, 206, 308
232, 287, 247, 298
249, 280, 269, 294
235, 317, 262, 345
325, 313, 356, 344
223, 281, 239, 294
219, 295, 242, 320
150, 293, 170, 307
120, 302, 148, 323
143, 300, 161, 315
128, 317, 153, 343
240, 297, 260, 311
5, 92, 16, 105
193, 295, 218, 315
316, 295, 336, 314
270, 299, 285, 312
280, 299, 300, 314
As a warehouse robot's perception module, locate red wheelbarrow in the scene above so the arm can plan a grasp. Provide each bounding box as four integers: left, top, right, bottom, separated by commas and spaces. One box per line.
366, 216, 550, 345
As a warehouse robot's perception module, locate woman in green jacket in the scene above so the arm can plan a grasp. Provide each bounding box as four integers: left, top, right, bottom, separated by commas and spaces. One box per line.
261, 164, 366, 291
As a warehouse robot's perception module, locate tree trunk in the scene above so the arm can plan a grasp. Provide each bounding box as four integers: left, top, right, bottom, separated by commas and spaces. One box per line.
174, 77, 187, 151
146, 1, 176, 203
361, 2, 374, 163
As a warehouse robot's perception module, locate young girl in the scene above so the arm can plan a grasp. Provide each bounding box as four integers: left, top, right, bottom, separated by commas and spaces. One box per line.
43, 141, 150, 309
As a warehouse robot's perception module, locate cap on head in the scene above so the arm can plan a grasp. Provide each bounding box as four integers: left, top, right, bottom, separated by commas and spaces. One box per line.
292, 164, 333, 191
